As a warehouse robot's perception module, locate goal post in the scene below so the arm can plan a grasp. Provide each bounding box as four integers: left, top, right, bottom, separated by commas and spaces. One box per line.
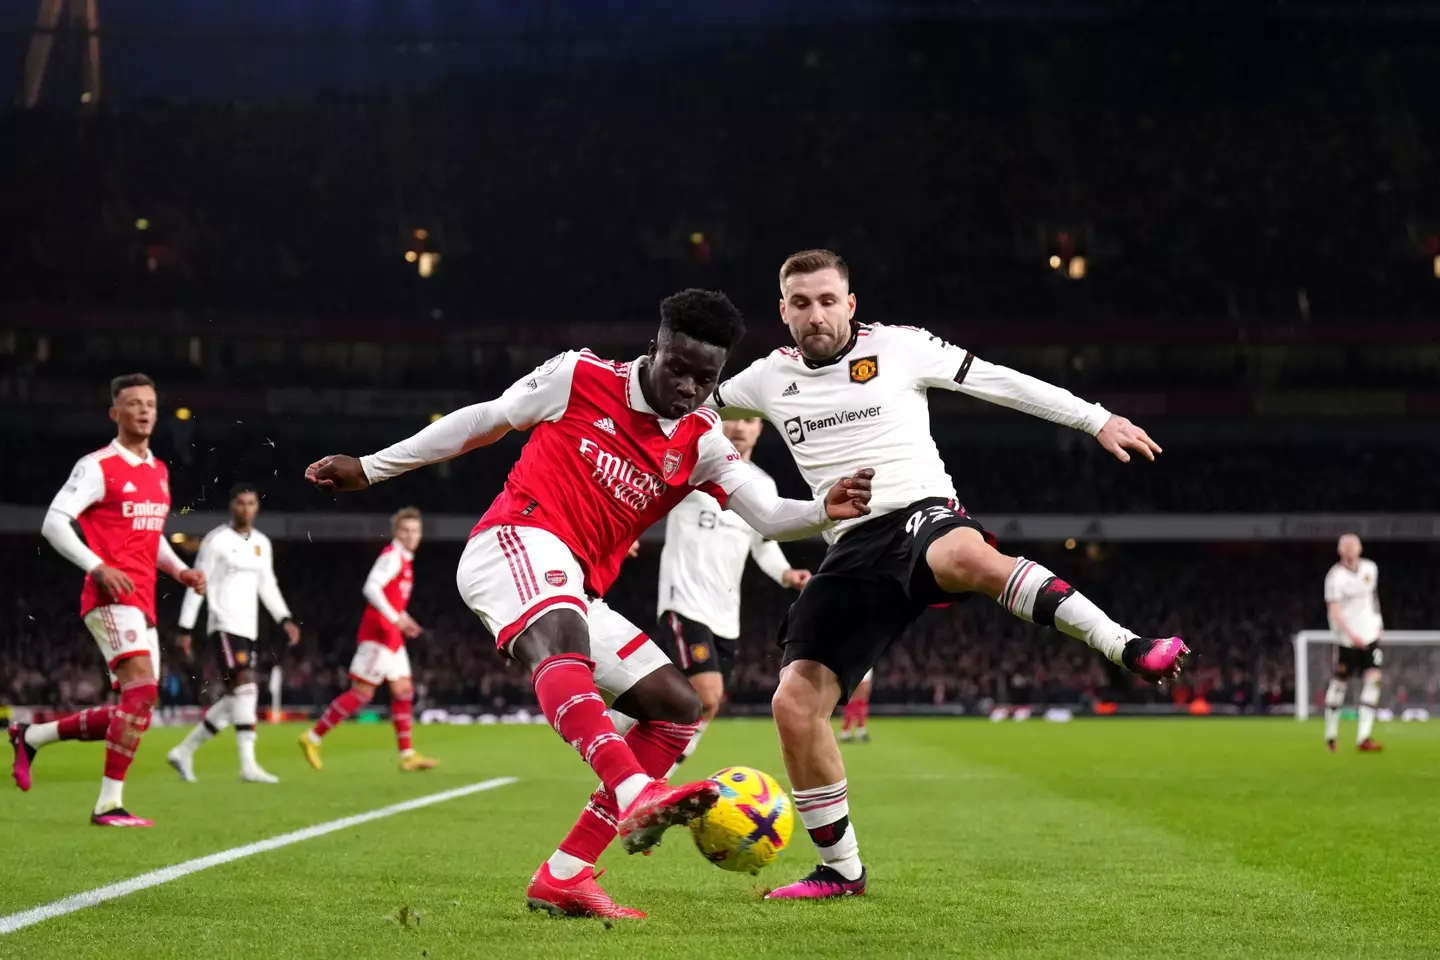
1293, 630, 1440, 720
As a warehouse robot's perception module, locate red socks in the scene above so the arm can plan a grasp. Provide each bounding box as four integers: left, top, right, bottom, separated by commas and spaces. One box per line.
558, 719, 698, 865
856, 700, 870, 728
312, 686, 373, 739
103, 679, 156, 781
532, 654, 645, 795
392, 695, 414, 753
58, 705, 115, 742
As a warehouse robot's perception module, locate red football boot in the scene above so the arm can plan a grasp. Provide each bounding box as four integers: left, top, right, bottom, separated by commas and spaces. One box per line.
526, 863, 646, 920
1357, 738, 1384, 752
9, 723, 34, 792
617, 778, 720, 855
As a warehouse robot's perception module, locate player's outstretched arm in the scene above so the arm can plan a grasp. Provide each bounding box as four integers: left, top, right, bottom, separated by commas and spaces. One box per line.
726, 469, 874, 542
908, 327, 1161, 463
308, 352, 580, 492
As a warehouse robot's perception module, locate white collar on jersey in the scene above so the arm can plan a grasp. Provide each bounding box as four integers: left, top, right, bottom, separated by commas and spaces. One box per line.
110, 439, 156, 467
390, 538, 415, 561
625, 356, 683, 438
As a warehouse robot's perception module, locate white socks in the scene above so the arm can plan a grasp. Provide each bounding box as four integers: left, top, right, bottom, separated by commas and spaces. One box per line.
24, 721, 60, 750
546, 850, 591, 880
794, 779, 863, 881
178, 696, 232, 755
1357, 676, 1381, 744
95, 776, 124, 814
614, 774, 650, 812
1324, 678, 1346, 742
232, 683, 260, 769
1000, 558, 1132, 664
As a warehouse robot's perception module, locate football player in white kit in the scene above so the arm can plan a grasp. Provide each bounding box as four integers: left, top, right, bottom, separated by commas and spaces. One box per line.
652, 416, 812, 765
1322, 533, 1385, 752
712, 249, 1190, 900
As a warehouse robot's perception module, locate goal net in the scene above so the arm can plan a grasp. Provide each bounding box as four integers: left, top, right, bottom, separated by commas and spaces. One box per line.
1293, 630, 1440, 720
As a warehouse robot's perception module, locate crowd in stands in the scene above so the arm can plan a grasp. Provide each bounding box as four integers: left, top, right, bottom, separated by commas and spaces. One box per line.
2, 23, 1438, 325
6, 538, 1438, 717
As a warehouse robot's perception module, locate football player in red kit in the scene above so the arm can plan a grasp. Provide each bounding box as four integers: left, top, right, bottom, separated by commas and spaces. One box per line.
299, 507, 439, 772
308, 289, 873, 918
14, 373, 206, 826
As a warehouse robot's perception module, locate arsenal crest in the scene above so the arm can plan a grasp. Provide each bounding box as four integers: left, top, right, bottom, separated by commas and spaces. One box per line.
849, 356, 879, 384
662, 449, 683, 480
545, 570, 568, 587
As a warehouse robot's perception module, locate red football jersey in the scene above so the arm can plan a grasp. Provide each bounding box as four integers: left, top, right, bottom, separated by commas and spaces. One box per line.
474, 351, 755, 597
358, 540, 414, 652
49, 441, 172, 623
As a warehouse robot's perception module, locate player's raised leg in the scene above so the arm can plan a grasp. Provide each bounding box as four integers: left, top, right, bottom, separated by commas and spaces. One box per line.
532, 610, 701, 919
926, 527, 1189, 681
458, 528, 718, 858
9, 705, 114, 792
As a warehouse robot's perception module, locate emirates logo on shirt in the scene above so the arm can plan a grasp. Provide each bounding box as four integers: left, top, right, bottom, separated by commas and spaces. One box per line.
121, 500, 169, 531
578, 438, 665, 511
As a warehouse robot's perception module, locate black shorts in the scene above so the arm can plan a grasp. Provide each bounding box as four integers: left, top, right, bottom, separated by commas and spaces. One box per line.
653, 611, 736, 682
210, 631, 259, 677
778, 497, 994, 702
1336, 642, 1382, 677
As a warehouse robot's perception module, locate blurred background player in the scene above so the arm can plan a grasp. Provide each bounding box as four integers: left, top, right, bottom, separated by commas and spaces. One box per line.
167, 483, 301, 783
1323, 533, 1385, 752
11, 374, 206, 826
838, 669, 872, 743
305, 289, 873, 919
712, 250, 1189, 899
299, 507, 437, 772
652, 415, 812, 767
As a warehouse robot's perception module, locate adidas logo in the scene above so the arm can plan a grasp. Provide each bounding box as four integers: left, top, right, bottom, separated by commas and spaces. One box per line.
121, 481, 138, 493
781, 382, 799, 397
593, 417, 617, 436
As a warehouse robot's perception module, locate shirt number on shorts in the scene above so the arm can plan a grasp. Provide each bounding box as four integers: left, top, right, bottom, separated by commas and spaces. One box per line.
905, 506, 953, 537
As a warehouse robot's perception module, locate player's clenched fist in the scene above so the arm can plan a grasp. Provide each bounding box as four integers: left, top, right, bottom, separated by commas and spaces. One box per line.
306, 455, 370, 491
823, 468, 874, 521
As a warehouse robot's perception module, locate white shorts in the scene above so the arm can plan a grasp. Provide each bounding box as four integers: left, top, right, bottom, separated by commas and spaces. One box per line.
459, 524, 670, 701
349, 641, 412, 685
84, 605, 160, 684
861, 669, 874, 684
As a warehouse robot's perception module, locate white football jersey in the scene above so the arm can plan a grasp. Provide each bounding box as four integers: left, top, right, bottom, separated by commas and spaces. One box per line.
178, 524, 292, 640
657, 470, 793, 639
1324, 559, 1382, 646
712, 323, 1111, 542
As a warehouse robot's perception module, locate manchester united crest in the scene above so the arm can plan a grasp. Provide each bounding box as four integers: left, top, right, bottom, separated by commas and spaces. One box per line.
663, 448, 683, 480
849, 356, 879, 384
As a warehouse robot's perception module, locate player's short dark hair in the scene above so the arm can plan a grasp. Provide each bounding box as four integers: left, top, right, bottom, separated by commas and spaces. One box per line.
779, 249, 850, 289
658, 289, 746, 351
110, 373, 156, 401
229, 482, 259, 502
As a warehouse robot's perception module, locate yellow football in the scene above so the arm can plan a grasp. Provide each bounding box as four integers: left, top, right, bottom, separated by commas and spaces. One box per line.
689, 766, 794, 874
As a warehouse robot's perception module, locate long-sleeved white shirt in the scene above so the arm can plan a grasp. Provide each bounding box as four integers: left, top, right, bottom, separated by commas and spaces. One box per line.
658, 470, 795, 639
178, 524, 292, 639
713, 322, 1112, 542
362, 542, 411, 624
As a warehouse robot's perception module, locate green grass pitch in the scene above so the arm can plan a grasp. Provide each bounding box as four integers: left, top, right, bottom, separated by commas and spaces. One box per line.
2, 718, 1437, 959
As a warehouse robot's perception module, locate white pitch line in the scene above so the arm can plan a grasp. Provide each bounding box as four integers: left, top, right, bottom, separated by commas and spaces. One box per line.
0, 776, 518, 936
